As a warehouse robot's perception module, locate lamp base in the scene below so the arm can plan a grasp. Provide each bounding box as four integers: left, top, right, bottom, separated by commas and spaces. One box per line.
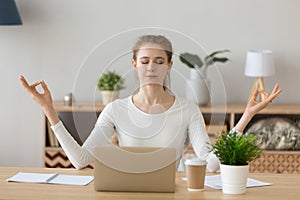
249, 77, 266, 102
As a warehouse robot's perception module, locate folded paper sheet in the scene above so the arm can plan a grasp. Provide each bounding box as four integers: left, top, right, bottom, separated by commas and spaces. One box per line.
182, 174, 272, 189
7, 172, 94, 186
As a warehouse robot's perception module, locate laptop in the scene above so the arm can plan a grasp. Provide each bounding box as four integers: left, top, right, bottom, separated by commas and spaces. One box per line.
93, 145, 177, 193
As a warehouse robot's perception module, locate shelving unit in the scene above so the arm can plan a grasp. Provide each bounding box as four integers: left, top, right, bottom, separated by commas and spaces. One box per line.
43, 101, 104, 168
44, 102, 300, 173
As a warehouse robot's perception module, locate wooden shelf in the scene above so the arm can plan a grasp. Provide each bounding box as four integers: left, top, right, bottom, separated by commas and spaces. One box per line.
53, 101, 105, 112
200, 103, 300, 129
200, 104, 300, 115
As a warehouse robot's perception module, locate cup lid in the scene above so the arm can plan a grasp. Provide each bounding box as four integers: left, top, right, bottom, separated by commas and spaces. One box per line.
185, 158, 207, 166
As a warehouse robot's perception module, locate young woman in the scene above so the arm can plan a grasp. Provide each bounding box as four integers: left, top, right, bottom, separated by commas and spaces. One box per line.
20, 35, 282, 172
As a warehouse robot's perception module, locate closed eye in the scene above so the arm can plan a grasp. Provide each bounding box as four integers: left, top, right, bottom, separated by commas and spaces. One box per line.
140, 58, 149, 65
139, 57, 166, 65
155, 58, 164, 64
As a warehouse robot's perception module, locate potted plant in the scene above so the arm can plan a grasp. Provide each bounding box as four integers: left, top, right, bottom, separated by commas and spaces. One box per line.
97, 70, 125, 105
209, 130, 263, 194
179, 50, 229, 106
179, 50, 230, 78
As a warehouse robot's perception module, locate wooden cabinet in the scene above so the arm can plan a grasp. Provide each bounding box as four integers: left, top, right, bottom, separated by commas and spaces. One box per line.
44, 102, 300, 173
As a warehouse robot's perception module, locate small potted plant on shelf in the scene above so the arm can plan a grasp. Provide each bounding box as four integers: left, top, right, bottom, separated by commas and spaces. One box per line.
209, 130, 263, 194
97, 70, 125, 105
179, 50, 229, 106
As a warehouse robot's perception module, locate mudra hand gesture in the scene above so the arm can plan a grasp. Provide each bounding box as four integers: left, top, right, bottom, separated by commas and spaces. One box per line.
19, 75, 59, 125
19, 75, 53, 108
234, 83, 282, 132
246, 83, 282, 117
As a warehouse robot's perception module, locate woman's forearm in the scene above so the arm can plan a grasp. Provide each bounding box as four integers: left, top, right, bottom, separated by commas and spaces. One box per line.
42, 104, 60, 125
233, 112, 254, 133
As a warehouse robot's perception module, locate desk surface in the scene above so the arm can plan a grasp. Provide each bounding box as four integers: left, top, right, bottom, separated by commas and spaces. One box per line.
0, 167, 299, 200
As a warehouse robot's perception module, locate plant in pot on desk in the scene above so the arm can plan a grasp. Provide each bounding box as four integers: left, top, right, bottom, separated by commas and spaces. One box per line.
210, 130, 263, 194
179, 50, 229, 106
97, 70, 125, 105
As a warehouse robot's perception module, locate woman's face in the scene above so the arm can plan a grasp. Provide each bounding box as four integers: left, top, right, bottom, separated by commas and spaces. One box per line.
132, 43, 173, 88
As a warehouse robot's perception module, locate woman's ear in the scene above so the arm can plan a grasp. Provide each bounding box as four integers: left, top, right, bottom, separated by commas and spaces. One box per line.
132, 59, 137, 71
168, 60, 173, 71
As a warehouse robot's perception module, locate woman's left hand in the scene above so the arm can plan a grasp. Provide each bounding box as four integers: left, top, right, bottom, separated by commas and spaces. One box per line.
245, 83, 282, 117
234, 83, 282, 133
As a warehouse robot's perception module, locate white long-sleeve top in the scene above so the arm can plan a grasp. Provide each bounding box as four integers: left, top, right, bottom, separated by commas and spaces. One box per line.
51, 95, 220, 171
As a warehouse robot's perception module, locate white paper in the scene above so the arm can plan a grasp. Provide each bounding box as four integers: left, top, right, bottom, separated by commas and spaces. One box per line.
47, 174, 94, 186
205, 175, 272, 189
7, 172, 58, 183
7, 172, 94, 186
182, 175, 272, 190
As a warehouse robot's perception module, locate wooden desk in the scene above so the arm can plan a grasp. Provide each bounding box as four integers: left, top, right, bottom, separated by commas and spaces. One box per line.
0, 167, 299, 200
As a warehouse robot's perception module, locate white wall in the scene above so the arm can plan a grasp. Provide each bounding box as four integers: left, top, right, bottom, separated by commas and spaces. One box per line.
1, 0, 299, 167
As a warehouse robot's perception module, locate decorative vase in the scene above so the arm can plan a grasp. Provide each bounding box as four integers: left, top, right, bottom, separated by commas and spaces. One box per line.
185, 68, 210, 106
220, 164, 249, 194
101, 90, 119, 105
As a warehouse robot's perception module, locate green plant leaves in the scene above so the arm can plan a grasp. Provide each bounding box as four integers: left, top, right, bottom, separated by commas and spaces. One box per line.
204, 49, 230, 61
97, 70, 125, 91
204, 49, 230, 67
210, 130, 263, 166
179, 53, 203, 68
205, 57, 229, 67
179, 49, 230, 70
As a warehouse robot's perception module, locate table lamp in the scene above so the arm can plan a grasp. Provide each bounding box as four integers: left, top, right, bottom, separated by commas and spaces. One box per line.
0, 0, 22, 25
245, 50, 275, 101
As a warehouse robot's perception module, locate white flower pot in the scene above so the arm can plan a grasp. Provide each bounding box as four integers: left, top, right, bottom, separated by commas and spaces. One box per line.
189, 68, 205, 80
101, 90, 119, 105
220, 164, 249, 194
185, 68, 210, 106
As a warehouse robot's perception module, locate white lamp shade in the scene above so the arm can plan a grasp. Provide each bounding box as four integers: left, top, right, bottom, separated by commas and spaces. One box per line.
244, 50, 275, 77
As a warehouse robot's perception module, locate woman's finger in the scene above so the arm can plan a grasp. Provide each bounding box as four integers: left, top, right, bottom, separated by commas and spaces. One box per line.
40, 80, 50, 94
19, 75, 30, 89
269, 89, 282, 101
20, 76, 35, 93
259, 90, 270, 96
258, 90, 270, 100
251, 88, 259, 101
30, 81, 41, 89
271, 83, 279, 94
264, 84, 282, 102
20, 75, 39, 89
19, 75, 41, 95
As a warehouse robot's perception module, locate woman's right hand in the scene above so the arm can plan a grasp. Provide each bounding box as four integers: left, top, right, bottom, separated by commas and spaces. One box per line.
19, 75, 53, 109
20, 75, 60, 125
